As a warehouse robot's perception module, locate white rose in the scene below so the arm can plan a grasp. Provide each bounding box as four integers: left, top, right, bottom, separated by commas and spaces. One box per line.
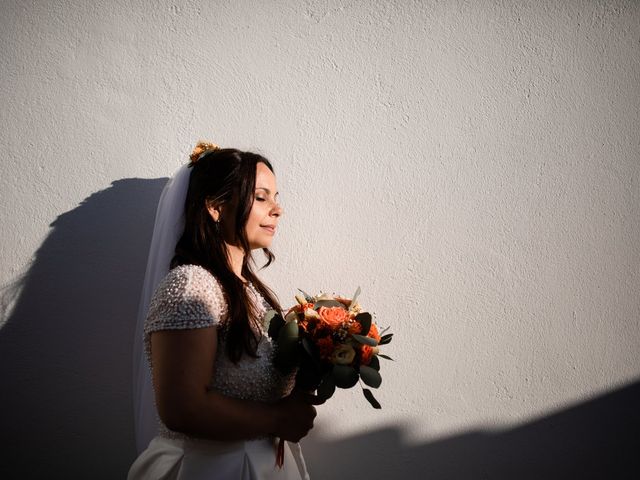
330, 344, 356, 365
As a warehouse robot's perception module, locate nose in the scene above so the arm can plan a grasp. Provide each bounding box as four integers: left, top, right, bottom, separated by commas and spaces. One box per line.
271, 202, 283, 217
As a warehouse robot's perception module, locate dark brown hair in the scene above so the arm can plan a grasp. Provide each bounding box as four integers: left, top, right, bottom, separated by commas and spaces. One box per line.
171, 148, 282, 362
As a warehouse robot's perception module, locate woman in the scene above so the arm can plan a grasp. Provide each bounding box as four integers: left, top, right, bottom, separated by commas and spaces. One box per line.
129, 143, 320, 479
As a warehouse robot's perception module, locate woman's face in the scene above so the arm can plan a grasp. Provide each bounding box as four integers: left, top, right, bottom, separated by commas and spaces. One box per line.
245, 162, 282, 250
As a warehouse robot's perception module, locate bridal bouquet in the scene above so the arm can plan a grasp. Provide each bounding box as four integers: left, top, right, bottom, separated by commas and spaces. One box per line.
267, 287, 393, 403
267, 287, 393, 466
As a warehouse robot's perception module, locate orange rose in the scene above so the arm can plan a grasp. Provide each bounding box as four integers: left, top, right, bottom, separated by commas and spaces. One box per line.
318, 306, 351, 330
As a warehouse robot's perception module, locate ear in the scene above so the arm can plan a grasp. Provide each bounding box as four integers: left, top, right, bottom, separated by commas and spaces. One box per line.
206, 202, 222, 222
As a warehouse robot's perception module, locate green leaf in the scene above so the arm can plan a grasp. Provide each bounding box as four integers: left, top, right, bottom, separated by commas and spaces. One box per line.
359, 365, 382, 388
266, 310, 285, 340
379, 333, 394, 345
314, 299, 346, 309
301, 337, 321, 368
378, 354, 394, 361
316, 373, 336, 401
332, 365, 359, 389
355, 312, 372, 336
278, 319, 299, 344
367, 355, 380, 371
351, 334, 378, 346
274, 320, 300, 371
363, 388, 382, 409
297, 288, 314, 302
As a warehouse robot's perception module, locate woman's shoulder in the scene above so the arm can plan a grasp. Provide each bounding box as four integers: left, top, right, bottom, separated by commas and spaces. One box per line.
158, 264, 226, 303
162, 263, 221, 289
145, 264, 227, 332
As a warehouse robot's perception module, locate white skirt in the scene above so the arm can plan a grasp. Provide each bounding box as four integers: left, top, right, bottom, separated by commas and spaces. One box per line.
128, 435, 310, 480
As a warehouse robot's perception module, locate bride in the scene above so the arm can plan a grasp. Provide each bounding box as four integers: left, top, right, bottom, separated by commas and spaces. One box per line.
128, 142, 321, 479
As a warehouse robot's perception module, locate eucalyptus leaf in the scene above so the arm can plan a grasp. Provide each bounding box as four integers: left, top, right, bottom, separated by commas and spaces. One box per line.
359, 365, 382, 388
355, 312, 372, 336
266, 310, 285, 340
367, 355, 380, 371
363, 388, 382, 409
351, 334, 378, 346
379, 333, 394, 345
332, 365, 359, 389
278, 319, 300, 345
274, 320, 300, 371
301, 337, 321, 367
297, 288, 314, 302
378, 354, 394, 361
317, 373, 336, 401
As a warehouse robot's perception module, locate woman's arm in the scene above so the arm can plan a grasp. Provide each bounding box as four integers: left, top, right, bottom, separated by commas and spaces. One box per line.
150, 327, 319, 442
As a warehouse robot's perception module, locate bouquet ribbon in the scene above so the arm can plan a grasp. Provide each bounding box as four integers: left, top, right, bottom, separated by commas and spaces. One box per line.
275, 438, 285, 468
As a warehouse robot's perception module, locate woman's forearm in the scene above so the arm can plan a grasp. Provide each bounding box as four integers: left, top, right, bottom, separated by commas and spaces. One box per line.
165, 389, 280, 441
151, 328, 315, 443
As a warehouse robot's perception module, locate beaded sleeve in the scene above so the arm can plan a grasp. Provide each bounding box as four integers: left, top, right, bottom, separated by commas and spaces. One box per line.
144, 264, 226, 337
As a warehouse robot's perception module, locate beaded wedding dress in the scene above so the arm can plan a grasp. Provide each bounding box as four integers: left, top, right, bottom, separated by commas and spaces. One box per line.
128, 264, 310, 480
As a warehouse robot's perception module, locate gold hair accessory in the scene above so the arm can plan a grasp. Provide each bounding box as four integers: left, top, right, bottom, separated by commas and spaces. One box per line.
190, 141, 221, 163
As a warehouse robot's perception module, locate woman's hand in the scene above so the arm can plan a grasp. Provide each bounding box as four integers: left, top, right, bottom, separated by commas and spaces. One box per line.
273, 389, 325, 442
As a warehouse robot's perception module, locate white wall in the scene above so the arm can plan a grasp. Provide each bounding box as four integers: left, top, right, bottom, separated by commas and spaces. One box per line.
1, 1, 638, 478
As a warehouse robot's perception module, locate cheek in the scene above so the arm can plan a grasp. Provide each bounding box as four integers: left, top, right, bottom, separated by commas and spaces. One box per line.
248, 210, 263, 230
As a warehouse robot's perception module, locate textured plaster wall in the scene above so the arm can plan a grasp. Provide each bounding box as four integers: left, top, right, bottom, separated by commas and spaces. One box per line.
1, 1, 639, 478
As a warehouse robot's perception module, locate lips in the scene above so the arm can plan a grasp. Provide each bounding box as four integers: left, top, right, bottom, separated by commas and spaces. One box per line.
260, 225, 276, 234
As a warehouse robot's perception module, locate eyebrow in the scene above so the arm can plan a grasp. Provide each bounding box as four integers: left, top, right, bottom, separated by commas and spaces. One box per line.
256, 187, 279, 196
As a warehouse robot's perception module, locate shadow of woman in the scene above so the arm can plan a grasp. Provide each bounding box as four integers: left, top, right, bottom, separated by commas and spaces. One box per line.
0, 177, 167, 479
303, 378, 640, 479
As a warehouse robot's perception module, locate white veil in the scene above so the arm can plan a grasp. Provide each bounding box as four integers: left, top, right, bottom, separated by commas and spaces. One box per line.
132, 163, 191, 453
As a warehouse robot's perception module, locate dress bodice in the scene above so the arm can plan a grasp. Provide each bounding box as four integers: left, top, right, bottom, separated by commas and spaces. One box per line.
143, 264, 295, 440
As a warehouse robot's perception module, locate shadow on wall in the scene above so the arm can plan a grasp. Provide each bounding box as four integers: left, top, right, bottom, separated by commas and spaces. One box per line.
0, 177, 168, 479
0, 178, 638, 479
304, 379, 640, 480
